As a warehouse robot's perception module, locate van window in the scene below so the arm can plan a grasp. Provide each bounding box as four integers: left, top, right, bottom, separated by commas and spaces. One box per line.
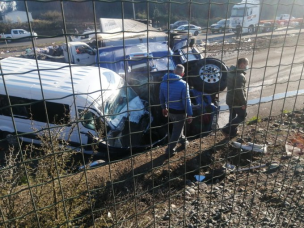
78, 109, 102, 131
0, 95, 70, 124
0, 95, 11, 116
29, 100, 70, 124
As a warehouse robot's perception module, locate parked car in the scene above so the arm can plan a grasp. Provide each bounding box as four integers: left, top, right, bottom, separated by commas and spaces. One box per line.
173, 24, 202, 36
0, 29, 37, 42
170, 20, 189, 30
210, 19, 231, 33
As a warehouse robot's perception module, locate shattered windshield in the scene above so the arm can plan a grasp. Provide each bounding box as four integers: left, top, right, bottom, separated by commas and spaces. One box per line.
103, 85, 137, 120
231, 8, 246, 17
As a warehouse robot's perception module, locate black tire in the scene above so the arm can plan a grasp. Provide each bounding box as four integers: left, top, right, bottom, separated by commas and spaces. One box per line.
219, 28, 223, 33
194, 31, 199, 36
187, 59, 228, 94
211, 31, 215, 34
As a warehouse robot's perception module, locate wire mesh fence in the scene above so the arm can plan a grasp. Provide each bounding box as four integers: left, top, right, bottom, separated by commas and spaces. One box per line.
0, 0, 304, 227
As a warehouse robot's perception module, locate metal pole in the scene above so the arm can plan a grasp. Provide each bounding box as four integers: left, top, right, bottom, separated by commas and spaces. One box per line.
132, 0, 136, 19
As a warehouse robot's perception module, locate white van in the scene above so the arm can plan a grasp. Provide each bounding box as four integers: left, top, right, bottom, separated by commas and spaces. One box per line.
0, 57, 152, 155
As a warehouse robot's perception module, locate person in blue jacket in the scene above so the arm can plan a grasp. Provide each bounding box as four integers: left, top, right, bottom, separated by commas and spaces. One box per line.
159, 64, 193, 158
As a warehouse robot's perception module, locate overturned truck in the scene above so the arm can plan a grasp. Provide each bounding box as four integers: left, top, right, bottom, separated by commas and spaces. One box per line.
96, 35, 228, 138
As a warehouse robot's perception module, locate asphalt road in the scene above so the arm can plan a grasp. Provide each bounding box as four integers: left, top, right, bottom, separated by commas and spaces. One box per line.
0, 36, 68, 48
215, 33, 304, 127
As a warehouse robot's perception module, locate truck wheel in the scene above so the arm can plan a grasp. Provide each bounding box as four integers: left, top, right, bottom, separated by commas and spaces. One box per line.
6, 37, 12, 43
248, 25, 254, 34
188, 59, 228, 94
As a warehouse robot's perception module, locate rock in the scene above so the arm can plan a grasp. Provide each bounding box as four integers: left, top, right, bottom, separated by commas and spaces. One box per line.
187, 187, 196, 195
163, 215, 170, 220
185, 190, 191, 196
284, 201, 291, 207
273, 123, 280, 127
186, 179, 194, 187
196, 182, 208, 189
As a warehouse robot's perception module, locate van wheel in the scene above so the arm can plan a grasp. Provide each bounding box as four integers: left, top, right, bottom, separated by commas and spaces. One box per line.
188, 59, 228, 94
0, 131, 18, 146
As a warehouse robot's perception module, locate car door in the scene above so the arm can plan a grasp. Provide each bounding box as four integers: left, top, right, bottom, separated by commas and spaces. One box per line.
12, 30, 19, 39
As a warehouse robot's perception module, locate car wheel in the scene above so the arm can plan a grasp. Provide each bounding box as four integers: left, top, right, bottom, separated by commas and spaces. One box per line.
211, 31, 215, 34
188, 59, 228, 94
219, 28, 223, 33
194, 31, 199, 36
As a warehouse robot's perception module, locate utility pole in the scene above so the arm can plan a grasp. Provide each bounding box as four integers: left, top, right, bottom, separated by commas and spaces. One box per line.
132, 0, 136, 19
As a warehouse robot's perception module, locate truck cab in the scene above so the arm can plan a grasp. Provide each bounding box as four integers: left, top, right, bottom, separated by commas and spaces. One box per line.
230, 0, 260, 34
63, 42, 96, 65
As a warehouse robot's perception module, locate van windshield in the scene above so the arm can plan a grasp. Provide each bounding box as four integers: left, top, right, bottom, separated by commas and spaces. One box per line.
231, 8, 246, 17
103, 86, 137, 119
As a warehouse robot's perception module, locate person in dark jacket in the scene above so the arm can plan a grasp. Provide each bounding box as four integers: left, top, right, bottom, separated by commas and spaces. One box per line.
222, 58, 249, 138
159, 64, 193, 158
236, 23, 242, 40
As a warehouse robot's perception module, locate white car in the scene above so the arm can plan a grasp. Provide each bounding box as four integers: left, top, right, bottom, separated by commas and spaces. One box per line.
173, 24, 201, 36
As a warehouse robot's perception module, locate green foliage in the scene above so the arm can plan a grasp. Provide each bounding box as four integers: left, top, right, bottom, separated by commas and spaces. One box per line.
40, 11, 62, 21
283, 109, 291, 114
247, 116, 262, 125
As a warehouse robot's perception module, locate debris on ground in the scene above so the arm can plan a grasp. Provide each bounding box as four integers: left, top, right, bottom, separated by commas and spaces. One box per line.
231, 141, 268, 153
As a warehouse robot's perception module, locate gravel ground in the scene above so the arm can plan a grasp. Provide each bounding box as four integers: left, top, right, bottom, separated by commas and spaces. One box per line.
78, 109, 304, 228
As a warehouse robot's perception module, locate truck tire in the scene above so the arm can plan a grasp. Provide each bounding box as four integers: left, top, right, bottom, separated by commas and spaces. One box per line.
6, 37, 12, 43
248, 25, 254, 34
188, 59, 228, 94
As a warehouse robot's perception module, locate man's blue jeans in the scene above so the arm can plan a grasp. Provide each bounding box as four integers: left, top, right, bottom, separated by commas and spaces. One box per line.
166, 113, 187, 154
222, 106, 247, 135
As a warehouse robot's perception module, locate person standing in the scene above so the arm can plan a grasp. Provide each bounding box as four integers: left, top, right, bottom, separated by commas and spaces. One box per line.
222, 58, 249, 138
159, 64, 193, 158
236, 23, 242, 40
